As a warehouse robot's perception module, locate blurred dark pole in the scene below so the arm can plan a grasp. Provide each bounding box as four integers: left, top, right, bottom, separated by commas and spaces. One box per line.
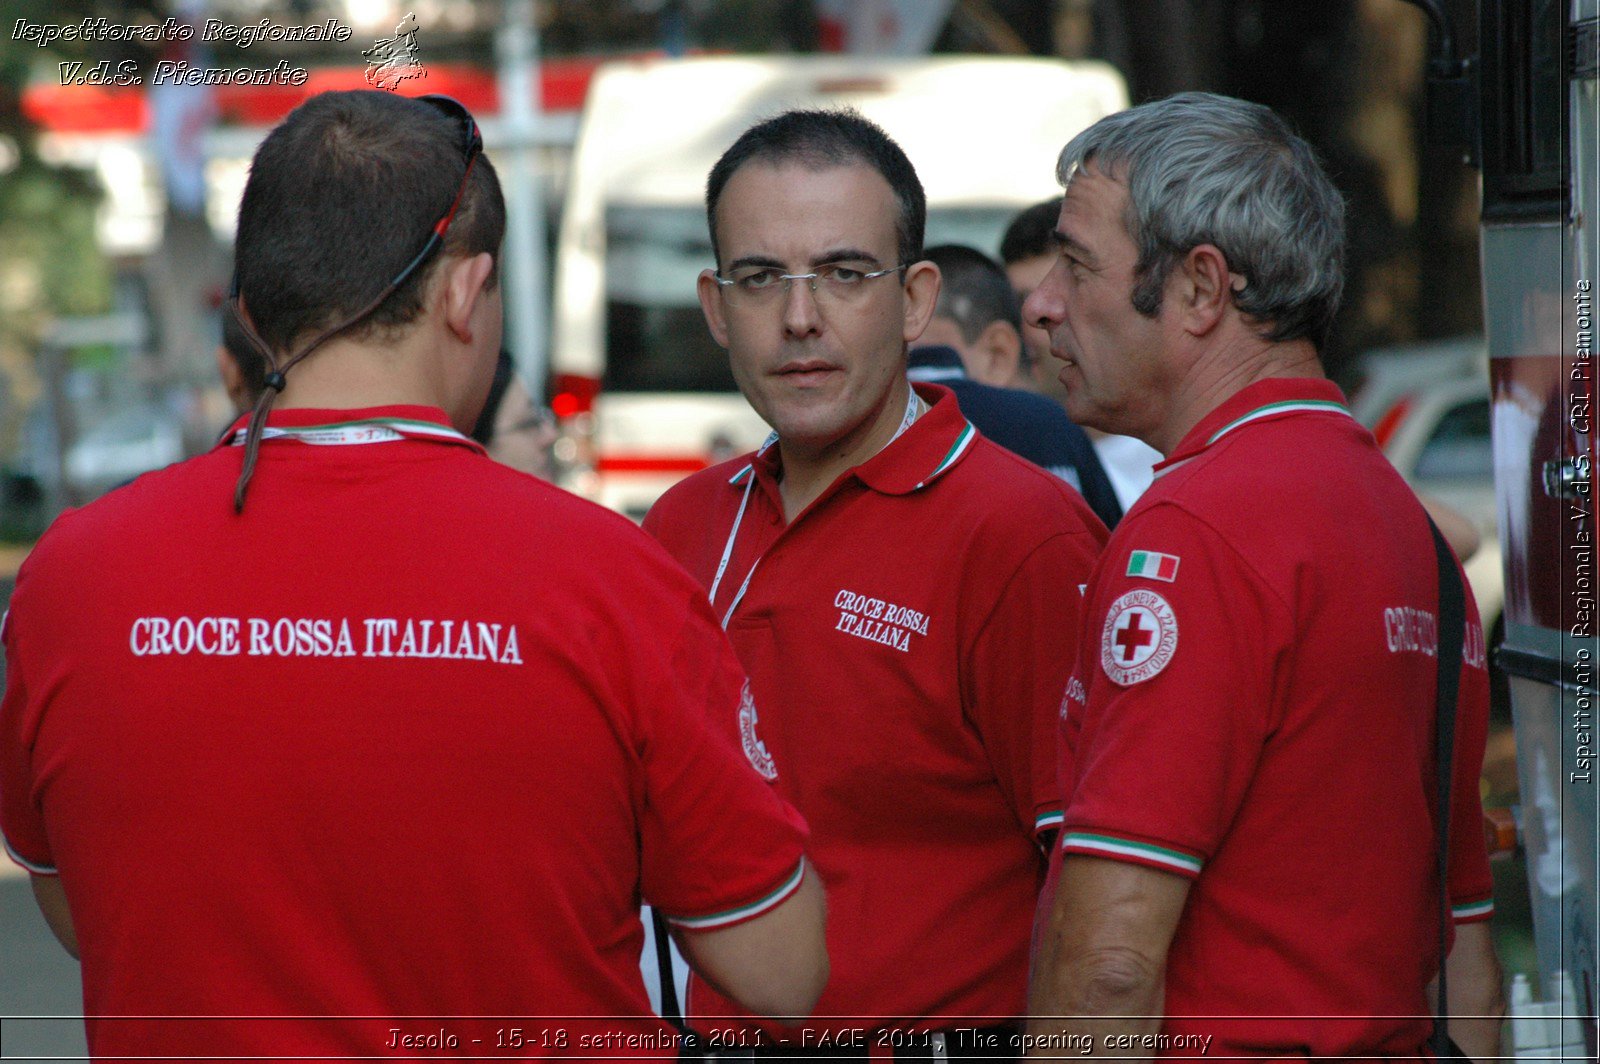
777, 0, 820, 50
1413, 0, 1482, 340
1219, 1, 1361, 158
1100, 0, 1225, 99
986, 0, 1058, 54
661, 0, 688, 55
777, 0, 825, 49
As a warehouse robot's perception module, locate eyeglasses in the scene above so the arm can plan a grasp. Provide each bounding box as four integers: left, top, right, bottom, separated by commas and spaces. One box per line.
714, 262, 908, 306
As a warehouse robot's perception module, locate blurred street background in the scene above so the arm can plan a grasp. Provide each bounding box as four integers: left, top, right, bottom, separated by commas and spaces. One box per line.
0, 0, 1537, 1056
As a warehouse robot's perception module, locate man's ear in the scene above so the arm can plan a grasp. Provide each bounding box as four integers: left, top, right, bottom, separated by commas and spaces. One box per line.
902, 260, 940, 344
442, 252, 497, 343
970, 320, 1023, 388
697, 269, 731, 348
1175, 244, 1235, 337
215, 347, 252, 414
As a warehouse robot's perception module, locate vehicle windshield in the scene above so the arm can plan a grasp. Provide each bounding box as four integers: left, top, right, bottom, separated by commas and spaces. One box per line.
603, 205, 1023, 393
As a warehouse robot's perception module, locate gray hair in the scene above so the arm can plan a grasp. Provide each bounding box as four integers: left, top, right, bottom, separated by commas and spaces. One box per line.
1056, 92, 1345, 350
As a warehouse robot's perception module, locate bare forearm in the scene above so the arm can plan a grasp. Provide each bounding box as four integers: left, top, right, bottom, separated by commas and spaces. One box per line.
1026, 944, 1164, 1058
672, 862, 827, 1023
30, 874, 78, 959
1444, 1014, 1503, 1063
1435, 922, 1506, 1063
1026, 857, 1187, 1060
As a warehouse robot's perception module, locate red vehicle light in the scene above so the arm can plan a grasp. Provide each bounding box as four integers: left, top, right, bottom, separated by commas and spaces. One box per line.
550, 374, 601, 419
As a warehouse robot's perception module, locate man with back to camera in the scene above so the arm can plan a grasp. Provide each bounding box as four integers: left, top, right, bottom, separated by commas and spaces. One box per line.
911, 243, 1121, 528
0, 89, 826, 1060
642, 109, 1107, 1058
1022, 92, 1503, 1059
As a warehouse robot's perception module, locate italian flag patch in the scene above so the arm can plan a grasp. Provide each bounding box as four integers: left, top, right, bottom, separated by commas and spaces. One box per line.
1126, 550, 1180, 582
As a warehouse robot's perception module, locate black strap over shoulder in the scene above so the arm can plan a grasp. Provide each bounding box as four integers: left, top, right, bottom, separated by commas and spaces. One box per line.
1428, 518, 1466, 1061
652, 907, 704, 1059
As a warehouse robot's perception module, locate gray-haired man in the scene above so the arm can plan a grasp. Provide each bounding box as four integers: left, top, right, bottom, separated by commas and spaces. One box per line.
1024, 92, 1503, 1060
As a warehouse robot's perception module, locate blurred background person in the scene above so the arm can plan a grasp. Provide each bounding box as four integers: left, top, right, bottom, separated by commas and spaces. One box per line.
471, 349, 559, 480
913, 243, 1120, 528
917, 245, 1034, 391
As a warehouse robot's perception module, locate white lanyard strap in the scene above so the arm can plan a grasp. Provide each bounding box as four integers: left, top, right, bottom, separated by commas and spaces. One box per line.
892, 389, 925, 440
709, 474, 757, 612
228, 416, 475, 448
720, 554, 762, 630
711, 390, 923, 630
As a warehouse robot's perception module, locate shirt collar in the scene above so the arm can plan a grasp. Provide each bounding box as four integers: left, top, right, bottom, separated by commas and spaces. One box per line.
1154, 377, 1351, 477
728, 383, 978, 497
215, 405, 486, 455
906, 345, 969, 384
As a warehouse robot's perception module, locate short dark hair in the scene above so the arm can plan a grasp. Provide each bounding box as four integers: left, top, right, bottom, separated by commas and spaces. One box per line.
705, 108, 925, 270
234, 90, 505, 354
925, 244, 1022, 341
999, 198, 1063, 266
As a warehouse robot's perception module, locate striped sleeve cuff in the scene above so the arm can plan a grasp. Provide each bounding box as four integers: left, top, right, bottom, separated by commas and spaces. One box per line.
3, 834, 58, 876
1060, 830, 1203, 879
1451, 895, 1494, 923
1034, 809, 1064, 836
667, 860, 805, 932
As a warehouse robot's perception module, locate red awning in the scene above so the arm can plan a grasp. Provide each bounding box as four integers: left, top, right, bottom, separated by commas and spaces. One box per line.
21, 56, 610, 135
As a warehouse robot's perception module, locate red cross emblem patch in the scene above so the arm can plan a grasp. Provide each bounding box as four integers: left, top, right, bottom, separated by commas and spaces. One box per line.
737, 680, 778, 781
1100, 588, 1178, 685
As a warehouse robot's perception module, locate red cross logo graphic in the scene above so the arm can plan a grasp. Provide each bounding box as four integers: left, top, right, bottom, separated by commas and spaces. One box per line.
1114, 609, 1156, 662
1101, 590, 1178, 686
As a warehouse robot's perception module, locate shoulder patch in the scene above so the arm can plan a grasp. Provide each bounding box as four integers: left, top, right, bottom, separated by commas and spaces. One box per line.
1101, 589, 1179, 685
737, 680, 778, 781
1125, 550, 1180, 582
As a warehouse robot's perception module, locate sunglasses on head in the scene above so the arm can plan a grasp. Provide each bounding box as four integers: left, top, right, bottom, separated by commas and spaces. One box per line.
390, 94, 484, 295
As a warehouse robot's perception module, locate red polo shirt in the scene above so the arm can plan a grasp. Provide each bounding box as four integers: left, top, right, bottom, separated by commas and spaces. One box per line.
1, 406, 808, 1060
645, 384, 1107, 1038
1058, 379, 1495, 1057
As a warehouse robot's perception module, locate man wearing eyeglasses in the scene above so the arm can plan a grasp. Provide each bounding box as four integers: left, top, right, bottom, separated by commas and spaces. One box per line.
1, 90, 826, 1058
643, 109, 1107, 1058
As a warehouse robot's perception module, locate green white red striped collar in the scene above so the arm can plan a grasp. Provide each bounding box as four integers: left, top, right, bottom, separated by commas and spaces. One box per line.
1153, 379, 1351, 479
727, 383, 977, 496
218, 407, 485, 455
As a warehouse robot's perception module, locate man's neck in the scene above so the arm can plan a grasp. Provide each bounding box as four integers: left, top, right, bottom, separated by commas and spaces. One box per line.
269, 336, 449, 418
1146, 336, 1325, 455
776, 378, 917, 521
